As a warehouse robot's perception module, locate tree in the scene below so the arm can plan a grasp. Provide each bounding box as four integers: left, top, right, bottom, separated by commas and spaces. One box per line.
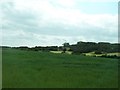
63, 43, 70, 47
62, 42, 70, 53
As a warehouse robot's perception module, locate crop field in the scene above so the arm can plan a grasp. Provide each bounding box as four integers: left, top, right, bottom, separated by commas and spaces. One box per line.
0, 48, 2, 89
2, 48, 118, 88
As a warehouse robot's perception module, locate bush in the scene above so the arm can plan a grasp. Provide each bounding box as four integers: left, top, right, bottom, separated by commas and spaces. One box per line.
72, 51, 82, 55
94, 51, 102, 54
100, 54, 118, 59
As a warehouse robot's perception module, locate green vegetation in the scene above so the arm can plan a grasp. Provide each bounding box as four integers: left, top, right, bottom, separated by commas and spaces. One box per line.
50, 51, 72, 54
0, 48, 2, 89
70, 41, 120, 54
2, 48, 118, 88
8, 41, 120, 59
84, 52, 120, 57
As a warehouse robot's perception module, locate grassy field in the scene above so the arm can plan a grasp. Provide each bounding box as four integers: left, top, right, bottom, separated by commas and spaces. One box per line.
0, 48, 2, 89
2, 48, 118, 88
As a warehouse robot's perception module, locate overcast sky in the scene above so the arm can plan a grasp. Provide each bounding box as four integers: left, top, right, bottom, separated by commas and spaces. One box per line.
1, 0, 118, 47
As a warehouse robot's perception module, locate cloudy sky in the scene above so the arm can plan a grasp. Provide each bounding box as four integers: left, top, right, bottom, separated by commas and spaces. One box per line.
1, 0, 118, 47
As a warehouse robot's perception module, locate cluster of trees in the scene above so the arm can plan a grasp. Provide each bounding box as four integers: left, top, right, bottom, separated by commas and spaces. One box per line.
1, 41, 120, 59
12, 46, 61, 51
69, 41, 120, 54
31, 46, 61, 51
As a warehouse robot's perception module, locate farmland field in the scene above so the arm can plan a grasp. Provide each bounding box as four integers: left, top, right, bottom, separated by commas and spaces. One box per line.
0, 48, 2, 89
2, 48, 118, 88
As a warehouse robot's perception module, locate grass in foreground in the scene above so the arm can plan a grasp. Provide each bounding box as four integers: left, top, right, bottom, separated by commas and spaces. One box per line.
2, 48, 118, 88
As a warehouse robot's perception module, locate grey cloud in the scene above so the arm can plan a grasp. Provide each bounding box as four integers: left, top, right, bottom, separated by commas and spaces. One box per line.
2, 2, 38, 31
1, 1, 118, 46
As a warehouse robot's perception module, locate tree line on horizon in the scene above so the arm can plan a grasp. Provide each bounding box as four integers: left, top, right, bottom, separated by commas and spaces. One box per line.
1, 41, 120, 54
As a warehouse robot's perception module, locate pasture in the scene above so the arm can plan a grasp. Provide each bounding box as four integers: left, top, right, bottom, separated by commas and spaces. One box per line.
2, 48, 118, 88
0, 48, 2, 89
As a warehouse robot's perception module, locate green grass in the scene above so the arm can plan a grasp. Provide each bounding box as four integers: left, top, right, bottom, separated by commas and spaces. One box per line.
2, 48, 118, 88
0, 48, 2, 89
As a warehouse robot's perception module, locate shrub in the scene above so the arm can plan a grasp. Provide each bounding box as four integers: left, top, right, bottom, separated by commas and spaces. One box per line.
94, 51, 102, 54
